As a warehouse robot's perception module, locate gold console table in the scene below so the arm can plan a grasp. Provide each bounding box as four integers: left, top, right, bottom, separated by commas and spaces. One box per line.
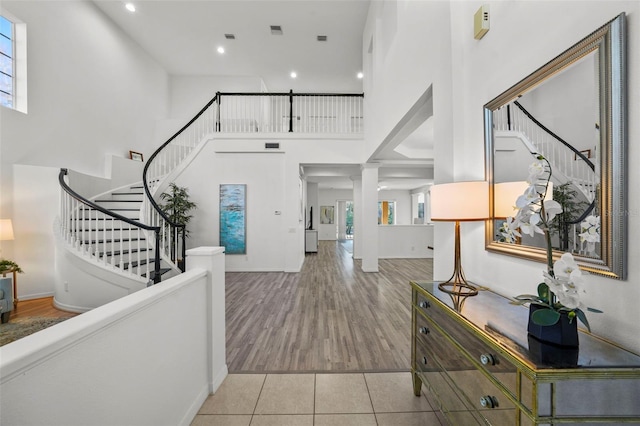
411, 281, 640, 425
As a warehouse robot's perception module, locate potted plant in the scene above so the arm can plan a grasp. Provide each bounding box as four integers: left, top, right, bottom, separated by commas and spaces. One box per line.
160, 183, 197, 269
505, 155, 602, 347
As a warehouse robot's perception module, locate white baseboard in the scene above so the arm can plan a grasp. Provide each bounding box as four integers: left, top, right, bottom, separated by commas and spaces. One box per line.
18, 291, 54, 301
180, 383, 211, 426
210, 363, 228, 393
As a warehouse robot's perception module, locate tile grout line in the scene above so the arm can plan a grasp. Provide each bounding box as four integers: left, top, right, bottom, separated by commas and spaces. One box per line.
312, 373, 316, 426
362, 372, 380, 426
250, 373, 269, 423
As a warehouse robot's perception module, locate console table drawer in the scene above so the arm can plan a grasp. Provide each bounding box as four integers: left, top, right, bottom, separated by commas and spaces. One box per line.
414, 311, 517, 424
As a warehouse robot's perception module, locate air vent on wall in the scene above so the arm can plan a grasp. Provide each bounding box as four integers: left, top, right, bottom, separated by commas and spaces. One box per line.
265, 142, 280, 149
224, 34, 236, 40
317, 35, 327, 42
270, 25, 283, 35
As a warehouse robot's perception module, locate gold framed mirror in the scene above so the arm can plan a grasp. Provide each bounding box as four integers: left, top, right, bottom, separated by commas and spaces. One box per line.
484, 13, 627, 279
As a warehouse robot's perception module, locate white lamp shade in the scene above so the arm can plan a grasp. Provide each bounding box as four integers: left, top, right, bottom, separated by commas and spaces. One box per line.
494, 181, 553, 218
0, 219, 14, 241
494, 181, 529, 218
430, 181, 489, 221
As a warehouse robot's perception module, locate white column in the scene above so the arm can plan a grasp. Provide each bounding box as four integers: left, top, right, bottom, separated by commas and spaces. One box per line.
351, 176, 362, 259
361, 164, 379, 272
337, 200, 347, 239
186, 246, 228, 393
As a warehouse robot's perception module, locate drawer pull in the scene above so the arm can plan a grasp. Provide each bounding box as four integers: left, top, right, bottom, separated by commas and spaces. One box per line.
421, 356, 428, 365
480, 353, 497, 366
480, 395, 499, 409
419, 327, 430, 335
419, 301, 431, 309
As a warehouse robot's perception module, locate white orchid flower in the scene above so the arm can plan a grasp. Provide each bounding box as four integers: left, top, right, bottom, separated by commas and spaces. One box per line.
516, 184, 541, 208
519, 212, 543, 237
527, 159, 546, 183
543, 199, 563, 222
554, 252, 581, 278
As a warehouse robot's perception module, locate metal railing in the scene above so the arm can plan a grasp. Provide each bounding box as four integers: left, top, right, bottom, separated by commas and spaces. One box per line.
494, 101, 597, 203
58, 169, 162, 284
217, 91, 364, 133
143, 90, 364, 274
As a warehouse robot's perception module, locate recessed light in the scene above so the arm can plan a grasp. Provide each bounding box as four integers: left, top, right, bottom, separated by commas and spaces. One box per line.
125, 3, 136, 12
290, 71, 297, 79
357, 72, 364, 79
217, 46, 225, 54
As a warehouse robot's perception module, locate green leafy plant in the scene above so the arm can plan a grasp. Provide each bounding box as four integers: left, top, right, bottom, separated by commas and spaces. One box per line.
549, 182, 588, 251
0, 259, 23, 274
160, 183, 197, 238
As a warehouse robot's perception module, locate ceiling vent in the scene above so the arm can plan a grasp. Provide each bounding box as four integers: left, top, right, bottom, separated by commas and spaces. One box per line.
224, 34, 236, 40
317, 35, 327, 42
265, 142, 280, 149
270, 25, 283, 35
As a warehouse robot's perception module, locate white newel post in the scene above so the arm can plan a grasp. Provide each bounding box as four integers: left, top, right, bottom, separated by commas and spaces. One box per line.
186, 247, 228, 393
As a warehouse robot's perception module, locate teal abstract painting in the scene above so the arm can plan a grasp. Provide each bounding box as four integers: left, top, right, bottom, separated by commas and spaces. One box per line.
220, 184, 246, 254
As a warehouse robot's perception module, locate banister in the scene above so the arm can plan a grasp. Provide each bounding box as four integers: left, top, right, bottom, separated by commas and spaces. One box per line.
59, 169, 159, 232
58, 168, 162, 283
513, 100, 595, 170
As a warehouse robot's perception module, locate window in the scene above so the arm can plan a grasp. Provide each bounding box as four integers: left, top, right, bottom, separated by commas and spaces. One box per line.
378, 201, 395, 225
0, 15, 14, 108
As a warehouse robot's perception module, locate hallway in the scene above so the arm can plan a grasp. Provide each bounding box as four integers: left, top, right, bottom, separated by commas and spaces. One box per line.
225, 240, 433, 372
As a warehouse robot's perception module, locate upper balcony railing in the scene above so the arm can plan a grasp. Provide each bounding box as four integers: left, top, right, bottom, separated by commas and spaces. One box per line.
143, 91, 364, 276
216, 91, 364, 134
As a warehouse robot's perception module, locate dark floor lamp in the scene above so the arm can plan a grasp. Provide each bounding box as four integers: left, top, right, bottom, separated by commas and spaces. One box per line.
430, 181, 489, 311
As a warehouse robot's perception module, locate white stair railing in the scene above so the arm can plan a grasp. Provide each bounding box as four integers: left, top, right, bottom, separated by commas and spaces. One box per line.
493, 101, 597, 202
58, 169, 161, 284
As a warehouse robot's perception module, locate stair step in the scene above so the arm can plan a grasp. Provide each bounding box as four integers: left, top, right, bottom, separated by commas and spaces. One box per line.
111, 192, 143, 196
71, 216, 141, 220
99, 248, 149, 258
81, 238, 147, 244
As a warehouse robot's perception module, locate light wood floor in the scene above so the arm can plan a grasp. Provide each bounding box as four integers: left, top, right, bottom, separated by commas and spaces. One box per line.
226, 240, 433, 373
11, 241, 433, 373
8, 297, 77, 321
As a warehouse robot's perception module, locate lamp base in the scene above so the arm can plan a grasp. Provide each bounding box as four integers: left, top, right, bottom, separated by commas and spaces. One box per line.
438, 282, 479, 311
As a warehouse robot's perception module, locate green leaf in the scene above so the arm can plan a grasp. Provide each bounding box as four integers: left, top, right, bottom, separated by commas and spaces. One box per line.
587, 307, 603, 314
531, 308, 561, 326
575, 309, 592, 332
536, 283, 550, 303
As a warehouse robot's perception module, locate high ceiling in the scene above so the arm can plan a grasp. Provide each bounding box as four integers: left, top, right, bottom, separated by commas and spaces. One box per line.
93, 0, 433, 191
93, 0, 370, 92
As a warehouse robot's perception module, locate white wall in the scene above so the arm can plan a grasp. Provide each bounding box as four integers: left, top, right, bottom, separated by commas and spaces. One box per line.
379, 225, 433, 259
177, 137, 365, 272
0, 247, 227, 426
169, 75, 266, 120
0, 1, 169, 298
446, 1, 640, 353
368, 0, 640, 354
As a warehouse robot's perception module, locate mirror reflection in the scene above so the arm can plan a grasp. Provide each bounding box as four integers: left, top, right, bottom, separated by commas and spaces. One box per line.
485, 13, 626, 279
493, 51, 599, 257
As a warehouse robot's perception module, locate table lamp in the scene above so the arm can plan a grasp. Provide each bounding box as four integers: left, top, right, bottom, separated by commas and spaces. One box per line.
494, 181, 552, 218
430, 181, 489, 310
0, 219, 14, 242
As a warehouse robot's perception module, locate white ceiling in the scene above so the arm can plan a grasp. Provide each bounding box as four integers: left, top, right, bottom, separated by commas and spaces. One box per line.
93, 0, 433, 191
93, 0, 370, 92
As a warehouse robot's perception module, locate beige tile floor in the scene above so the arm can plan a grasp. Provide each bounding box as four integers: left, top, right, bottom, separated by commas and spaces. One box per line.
192, 372, 443, 426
